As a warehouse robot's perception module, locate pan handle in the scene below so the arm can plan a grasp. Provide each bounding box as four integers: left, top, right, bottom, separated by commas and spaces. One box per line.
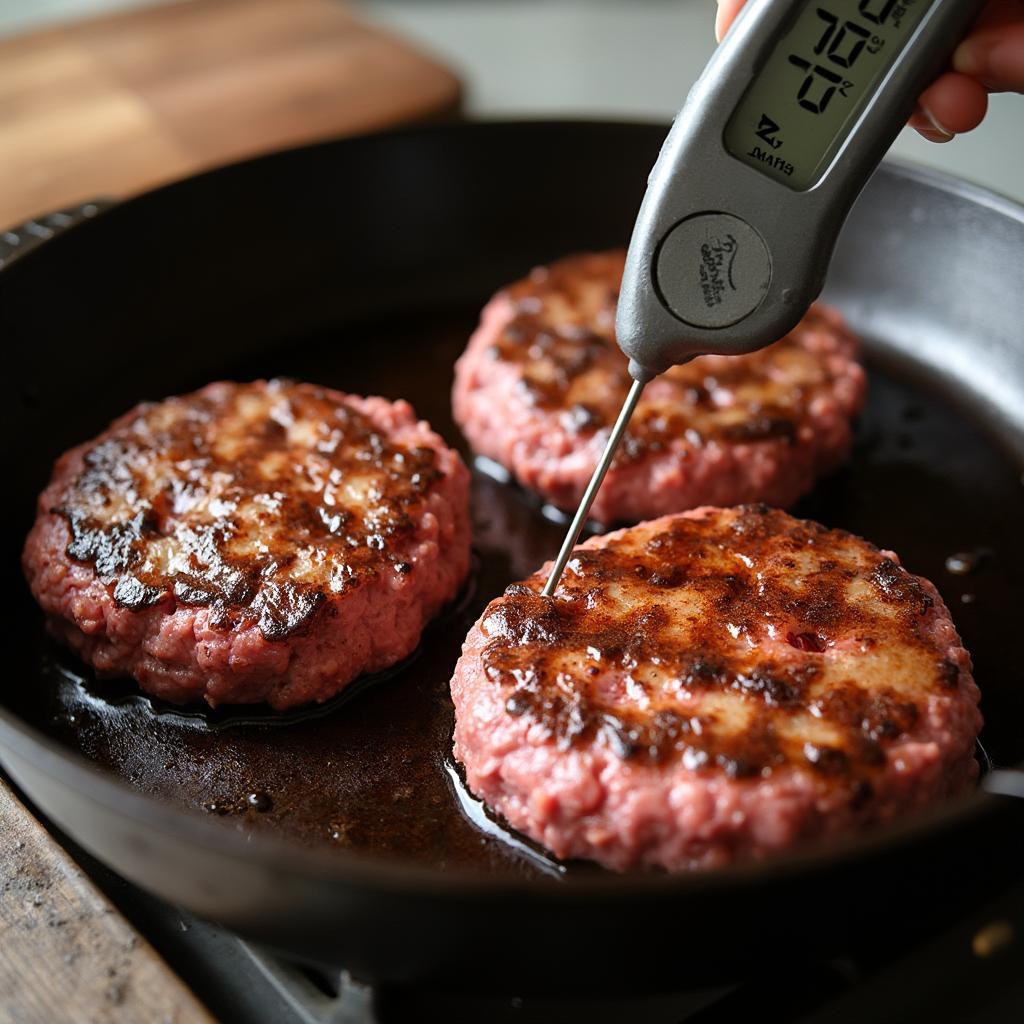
0, 200, 113, 269
984, 770, 1024, 800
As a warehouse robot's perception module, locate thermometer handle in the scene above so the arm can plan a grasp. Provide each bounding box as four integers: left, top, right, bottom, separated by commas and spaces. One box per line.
617, 0, 984, 382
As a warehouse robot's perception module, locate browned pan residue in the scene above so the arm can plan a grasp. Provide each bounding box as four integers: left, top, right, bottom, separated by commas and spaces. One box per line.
10, 308, 1024, 879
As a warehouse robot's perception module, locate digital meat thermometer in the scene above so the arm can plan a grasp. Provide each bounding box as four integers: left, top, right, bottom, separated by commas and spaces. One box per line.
542, 0, 982, 596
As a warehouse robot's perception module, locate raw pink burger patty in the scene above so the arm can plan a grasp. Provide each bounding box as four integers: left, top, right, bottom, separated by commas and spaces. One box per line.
23, 379, 471, 710
453, 250, 867, 523
451, 505, 981, 871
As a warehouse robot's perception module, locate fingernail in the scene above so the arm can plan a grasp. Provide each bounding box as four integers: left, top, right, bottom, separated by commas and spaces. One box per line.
919, 108, 954, 142
954, 37, 1011, 88
980, 39, 1022, 89
715, 4, 728, 42
953, 38, 986, 77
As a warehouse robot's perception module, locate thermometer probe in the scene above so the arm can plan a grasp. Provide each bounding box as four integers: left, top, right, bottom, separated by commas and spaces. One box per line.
542, 0, 982, 596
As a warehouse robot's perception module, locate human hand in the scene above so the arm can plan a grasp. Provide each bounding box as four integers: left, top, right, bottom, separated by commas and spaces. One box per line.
715, 0, 1024, 142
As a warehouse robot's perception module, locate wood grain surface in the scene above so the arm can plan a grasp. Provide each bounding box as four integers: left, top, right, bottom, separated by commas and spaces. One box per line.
0, 783, 215, 1024
0, 0, 461, 227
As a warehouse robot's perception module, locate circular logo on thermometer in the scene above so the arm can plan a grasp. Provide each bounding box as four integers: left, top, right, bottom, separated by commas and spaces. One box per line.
655, 213, 772, 329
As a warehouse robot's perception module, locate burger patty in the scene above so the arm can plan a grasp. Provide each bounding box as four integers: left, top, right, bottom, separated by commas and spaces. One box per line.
453, 251, 866, 523
23, 380, 471, 710
451, 505, 981, 871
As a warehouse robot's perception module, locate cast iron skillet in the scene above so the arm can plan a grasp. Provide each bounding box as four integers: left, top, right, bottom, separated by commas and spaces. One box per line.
2, 122, 1023, 992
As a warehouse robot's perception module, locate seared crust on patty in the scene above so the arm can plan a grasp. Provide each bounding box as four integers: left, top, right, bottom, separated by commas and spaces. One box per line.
451, 505, 981, 871
24, 380, 471, 709
453, 251, 866, 522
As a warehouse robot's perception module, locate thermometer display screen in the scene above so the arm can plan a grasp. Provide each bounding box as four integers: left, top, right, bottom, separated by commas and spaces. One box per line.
724, 0, 932, 189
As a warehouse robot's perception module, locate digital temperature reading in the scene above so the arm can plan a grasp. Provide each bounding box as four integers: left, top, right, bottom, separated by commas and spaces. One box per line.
724, 0, 932, 189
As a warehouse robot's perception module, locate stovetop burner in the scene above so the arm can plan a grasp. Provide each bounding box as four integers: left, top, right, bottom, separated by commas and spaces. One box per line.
60, 824, 1021, 1024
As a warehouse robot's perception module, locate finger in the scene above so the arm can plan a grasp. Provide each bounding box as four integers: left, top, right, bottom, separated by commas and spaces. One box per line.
715, 0, 748, 42
907, 105, 954, 143
954, 24, 1024, 92
969, 0, 1024, 33
912, 72, 989, 140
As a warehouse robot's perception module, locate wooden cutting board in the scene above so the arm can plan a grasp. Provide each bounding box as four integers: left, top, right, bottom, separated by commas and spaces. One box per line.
0, 784, 217, 1023
0, 0, 462, 228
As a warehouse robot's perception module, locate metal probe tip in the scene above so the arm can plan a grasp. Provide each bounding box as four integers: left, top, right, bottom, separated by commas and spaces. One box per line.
541, 377, 646, 596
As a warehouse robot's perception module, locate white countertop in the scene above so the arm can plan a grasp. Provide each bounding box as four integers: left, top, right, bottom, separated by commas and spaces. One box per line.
2, 0, 1021, 203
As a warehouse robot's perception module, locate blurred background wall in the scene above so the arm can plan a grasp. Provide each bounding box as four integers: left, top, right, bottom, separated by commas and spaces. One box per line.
0, 0, 1020, 202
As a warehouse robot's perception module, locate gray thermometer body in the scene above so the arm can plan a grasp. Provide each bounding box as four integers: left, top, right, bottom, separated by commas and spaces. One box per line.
617, 0, 983, 382
542, 0, 983, 595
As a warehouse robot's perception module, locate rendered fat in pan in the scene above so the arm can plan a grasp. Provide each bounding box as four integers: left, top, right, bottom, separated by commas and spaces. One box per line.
1, 122, 1023, 989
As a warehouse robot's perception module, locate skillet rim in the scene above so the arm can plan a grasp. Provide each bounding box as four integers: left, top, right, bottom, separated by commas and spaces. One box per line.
1, 118, 1021, 896
0, 705, 1005, 895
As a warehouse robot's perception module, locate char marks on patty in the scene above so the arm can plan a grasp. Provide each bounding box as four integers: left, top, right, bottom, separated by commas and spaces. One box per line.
453, 250, 867, 522
452, 504, 979, 869
489, 250, 848, 458
25, 380, 471, 708
53, 379, 443, 639
479, 505, 958, 787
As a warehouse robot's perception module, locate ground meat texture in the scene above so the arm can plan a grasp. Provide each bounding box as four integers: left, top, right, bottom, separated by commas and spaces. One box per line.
23, 380, 471, 710
452, 251, 867, 523
450, 505, 981, 871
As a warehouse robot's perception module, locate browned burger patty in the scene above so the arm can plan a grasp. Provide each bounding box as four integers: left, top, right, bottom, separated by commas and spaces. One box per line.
453, 251, 866, 522
23, 380, 471, 709
451, 505, 981, 871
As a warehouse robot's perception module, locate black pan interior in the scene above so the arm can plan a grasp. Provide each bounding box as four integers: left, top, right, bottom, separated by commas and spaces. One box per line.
3, 122, 1024, 985
7, 305, 1024, 882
